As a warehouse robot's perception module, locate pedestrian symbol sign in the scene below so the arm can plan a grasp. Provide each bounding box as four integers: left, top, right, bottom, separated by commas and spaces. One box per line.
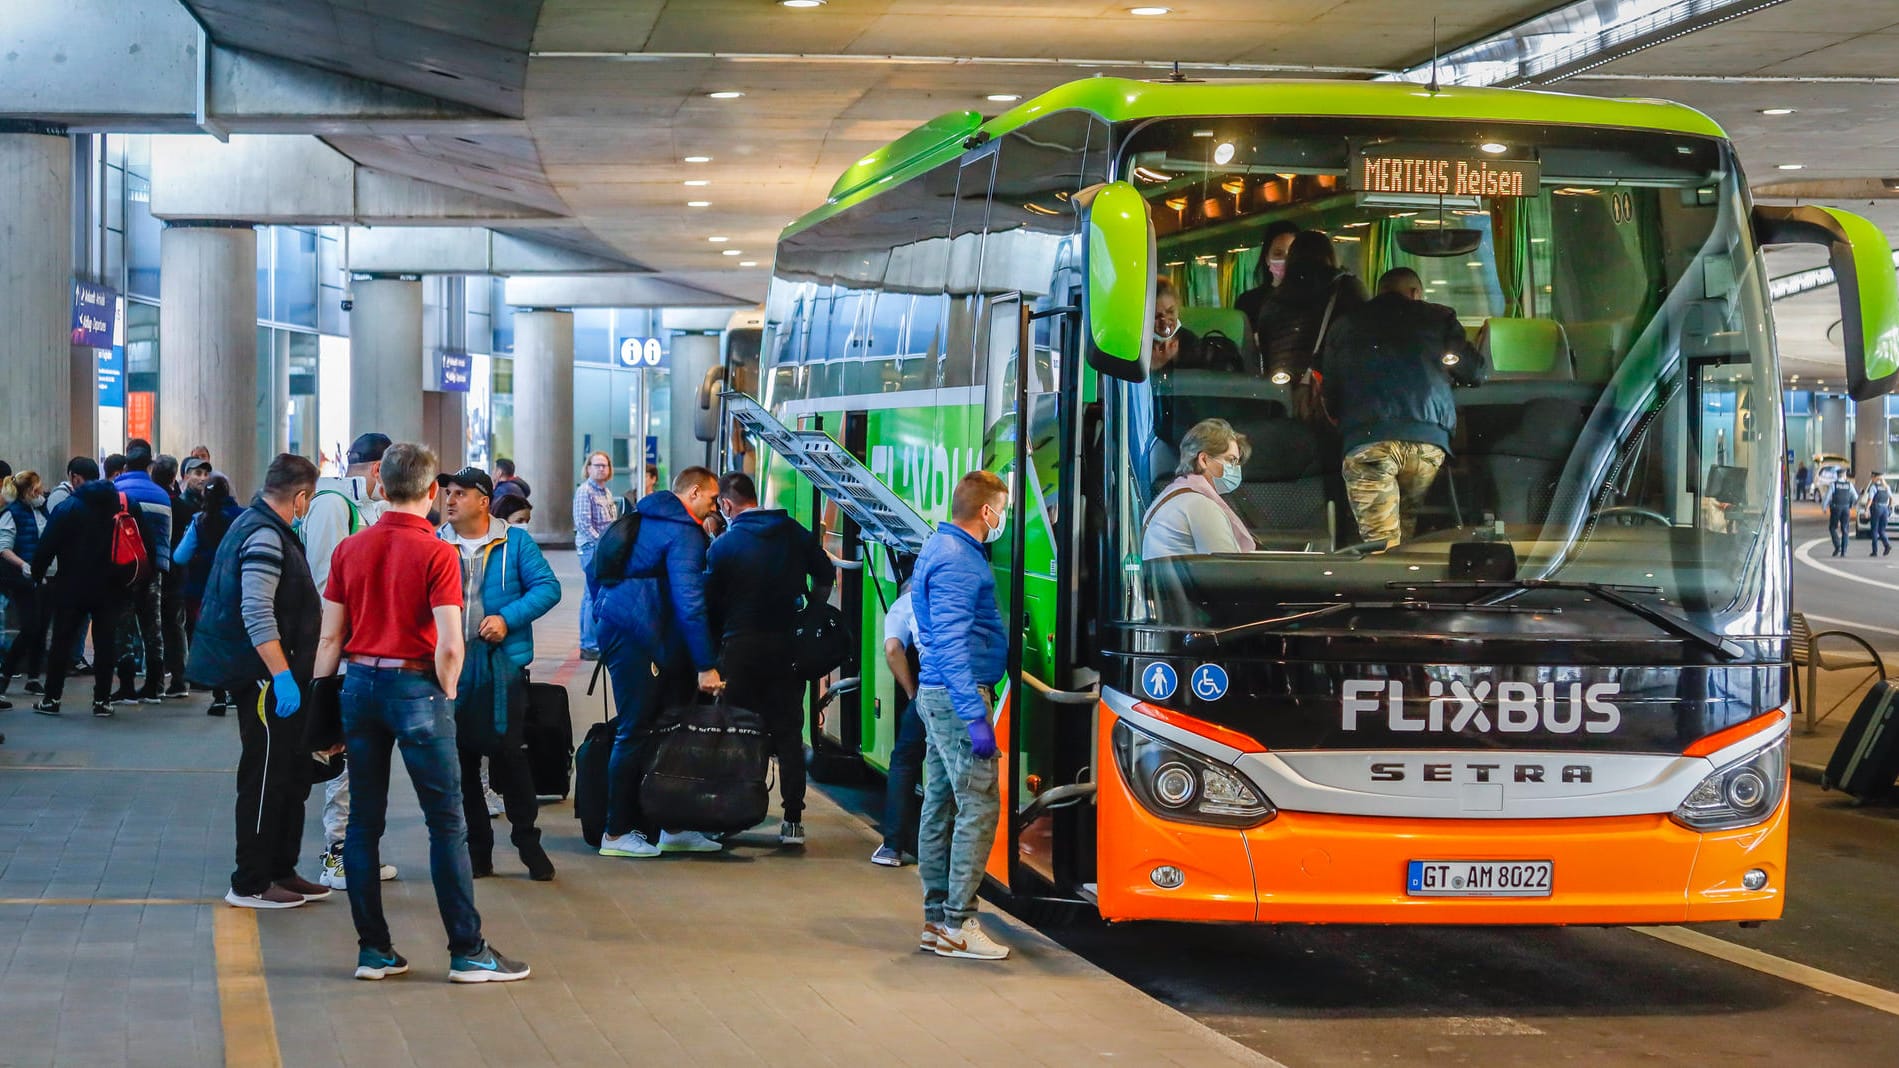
1140, 662, 1178, 701
1191, 664, 1229, 702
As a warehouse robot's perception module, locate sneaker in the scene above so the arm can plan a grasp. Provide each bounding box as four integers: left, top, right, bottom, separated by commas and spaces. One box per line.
380, 862, 397, 881
519, 842, 556, 882
137, 685, 163, 705
161, 684, 190, 700
31, 699, 60, 717
919, 922, 948, 952
273, 874, 331, 901
0, 696, 11, 711
870, 845, 904, 867
24, 679, 44, 695
599, 830, 660, 858
206, 701, 227, 717
354, 946, 410, 981
779, 820, 805, 846
448, 944, 531, 984
932, 918, 1010, 961
92, 701, 114, 718
317, 850, 347, 889
224, 886, 305, 910
658, 829, 722, 854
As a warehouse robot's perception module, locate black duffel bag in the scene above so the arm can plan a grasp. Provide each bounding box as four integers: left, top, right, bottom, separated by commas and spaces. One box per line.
787, 598, 853, 680
640, 696, 771, 835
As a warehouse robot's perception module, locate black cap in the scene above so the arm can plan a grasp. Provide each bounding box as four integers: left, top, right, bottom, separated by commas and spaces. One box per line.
347, 432, 393, 466
436, 466, 494, 497
181, 456, 211, 476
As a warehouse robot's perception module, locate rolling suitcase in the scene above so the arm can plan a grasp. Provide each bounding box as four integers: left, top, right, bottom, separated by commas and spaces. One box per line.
1822, 679, 1899, 802
523, 681, 575, 800
573, 661, 616, 848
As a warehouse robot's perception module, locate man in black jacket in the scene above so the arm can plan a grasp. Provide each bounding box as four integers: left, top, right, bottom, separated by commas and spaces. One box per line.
155, 454, 195, 698
187, 454, 328, 910
704, 472, 834, 845
32, 459, 126, 718
1320, 268, 1487, 549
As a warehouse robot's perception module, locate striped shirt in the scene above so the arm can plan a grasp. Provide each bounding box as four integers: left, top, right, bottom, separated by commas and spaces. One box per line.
238, 525, 287, 647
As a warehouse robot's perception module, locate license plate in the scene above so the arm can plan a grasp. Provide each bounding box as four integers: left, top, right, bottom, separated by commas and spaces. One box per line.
1406, 860, 1552, 897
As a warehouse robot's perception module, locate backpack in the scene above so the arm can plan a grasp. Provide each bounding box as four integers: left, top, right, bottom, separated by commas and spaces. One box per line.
110, 492, 153, 587
297, 488, 363, 538
1198, 329, 1245, 373
587, 508, 644, 588
787, 598, 854, 680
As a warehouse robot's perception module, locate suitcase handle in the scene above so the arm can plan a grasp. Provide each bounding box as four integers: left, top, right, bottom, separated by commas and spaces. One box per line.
586, 659, 610, 724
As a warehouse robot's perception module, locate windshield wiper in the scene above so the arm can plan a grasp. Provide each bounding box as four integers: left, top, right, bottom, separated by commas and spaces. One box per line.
1387, 579, 1746, 660
1184, 598, 1546, 651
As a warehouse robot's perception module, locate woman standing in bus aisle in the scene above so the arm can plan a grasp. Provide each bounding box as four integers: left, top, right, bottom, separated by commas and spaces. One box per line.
574, 451, 616, 660
1254, 230, 1367, 400
1141, 420, 1257, 561
1233, 220, 1303, 342
0, 471, 52, 708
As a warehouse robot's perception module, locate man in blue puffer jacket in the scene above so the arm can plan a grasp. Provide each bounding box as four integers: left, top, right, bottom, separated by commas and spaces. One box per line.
594, 466, 726, 860
436, 467, 563, 881
113, 438, 174, 701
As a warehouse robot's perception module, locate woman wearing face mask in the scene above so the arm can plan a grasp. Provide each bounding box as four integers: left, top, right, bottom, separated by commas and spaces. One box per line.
490, 493, 534, 528
0, 472, 53, 705
1141, 420, 1256, 560
1233, 220, 1302, 335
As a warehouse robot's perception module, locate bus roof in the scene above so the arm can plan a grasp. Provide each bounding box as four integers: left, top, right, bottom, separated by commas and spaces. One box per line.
790, 77, 1727, 238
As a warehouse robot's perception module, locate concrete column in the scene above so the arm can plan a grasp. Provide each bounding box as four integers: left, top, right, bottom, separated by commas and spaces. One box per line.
514, 309, 574, 543
348, 276, 425, 446
1855, 397, 1888, 477
1818, 396, 1848, 459
157, 221, 260, 495
668, 333, 720, 475
0, 128, 74, 479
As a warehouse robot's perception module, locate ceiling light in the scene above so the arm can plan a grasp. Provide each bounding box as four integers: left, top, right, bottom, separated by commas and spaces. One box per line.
708, 235, 729, 242
1129, 6, 1171, 14
986, 93, 1021, 103
706, 91, 745, 100
684, 179, 710, 186
739, 261, 758, 267
1759, 107, 1796, 116
1212, 142, 1235, 165
1191, 130, 1214, 138
1479, 142, 1508, 154
683, 155, 712, 164
722, 249, 743, 256
780, 0, 825, 7
687, 201, 711, 207
1777, 163, 1805, 170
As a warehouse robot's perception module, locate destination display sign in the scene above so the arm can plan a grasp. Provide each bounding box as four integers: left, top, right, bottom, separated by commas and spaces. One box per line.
1353, 154, 1540, 198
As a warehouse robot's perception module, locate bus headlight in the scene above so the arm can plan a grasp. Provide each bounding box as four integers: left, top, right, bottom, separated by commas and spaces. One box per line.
1112, 719, 1275, 828
1672, 733, 1787, 831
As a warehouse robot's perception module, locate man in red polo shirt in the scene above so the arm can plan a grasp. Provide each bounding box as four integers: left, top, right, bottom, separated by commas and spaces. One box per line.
313, 442, 529, 985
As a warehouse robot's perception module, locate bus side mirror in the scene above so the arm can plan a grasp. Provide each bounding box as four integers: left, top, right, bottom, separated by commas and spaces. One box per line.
1076, 181, 1155, 383
1754, 204, 1899, 401
693, 365, 725, 443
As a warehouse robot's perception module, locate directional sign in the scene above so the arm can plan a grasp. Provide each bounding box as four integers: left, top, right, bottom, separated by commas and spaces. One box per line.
1140, 662, 1179, 701
618, 336, 666, 369
1191, 664, 1230, 702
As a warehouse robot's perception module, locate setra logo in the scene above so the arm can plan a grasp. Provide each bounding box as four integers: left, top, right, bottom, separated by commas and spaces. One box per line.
1341, 680, 1622, 734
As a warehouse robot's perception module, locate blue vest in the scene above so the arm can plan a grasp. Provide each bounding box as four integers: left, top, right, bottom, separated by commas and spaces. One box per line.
3, 499, 41, 587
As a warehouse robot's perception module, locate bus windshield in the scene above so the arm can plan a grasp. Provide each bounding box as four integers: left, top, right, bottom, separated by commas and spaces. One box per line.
1108, 116, 1779, 636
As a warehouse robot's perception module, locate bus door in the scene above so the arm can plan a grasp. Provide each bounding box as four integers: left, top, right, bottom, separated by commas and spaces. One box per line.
981, 294, 1097, 901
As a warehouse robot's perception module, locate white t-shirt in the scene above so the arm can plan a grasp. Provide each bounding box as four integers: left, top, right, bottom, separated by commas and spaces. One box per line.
306, 476, 389, 592
883, 592, 919, 648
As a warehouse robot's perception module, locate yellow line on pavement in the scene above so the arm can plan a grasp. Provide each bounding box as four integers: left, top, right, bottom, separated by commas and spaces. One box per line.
1635, 926, 1899, 1017
213, 906, 284, 1068
0, 898, 211, 906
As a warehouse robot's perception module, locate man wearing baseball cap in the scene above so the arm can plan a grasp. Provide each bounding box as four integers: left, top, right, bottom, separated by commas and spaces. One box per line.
435, 466, 562, 881
306, 431, 400, 891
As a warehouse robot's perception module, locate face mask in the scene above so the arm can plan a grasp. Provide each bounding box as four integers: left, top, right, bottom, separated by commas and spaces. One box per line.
1153, 320, 1180, 342
1267, 259, 1287, 283
29, 494, 45, 509
1213, 461, 1243, 495
983, 504, 1008, 544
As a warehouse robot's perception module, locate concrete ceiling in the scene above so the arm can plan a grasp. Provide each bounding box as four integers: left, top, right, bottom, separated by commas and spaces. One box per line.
179, 0, 1899, 325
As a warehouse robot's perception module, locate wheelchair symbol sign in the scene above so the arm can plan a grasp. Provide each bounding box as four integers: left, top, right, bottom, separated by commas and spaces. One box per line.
1140, 662, 1178, 701
1191, 664, 1229, 701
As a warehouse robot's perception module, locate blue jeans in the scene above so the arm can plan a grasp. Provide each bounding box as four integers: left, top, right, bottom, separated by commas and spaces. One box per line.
340, 666, 483, 956
1872, 506, 1890, 553
601, 629, 689, 839
1829, 507, 1853, 555
916, 686, 1000, 926
578, 541, 599, 653
881, 695, 926, 852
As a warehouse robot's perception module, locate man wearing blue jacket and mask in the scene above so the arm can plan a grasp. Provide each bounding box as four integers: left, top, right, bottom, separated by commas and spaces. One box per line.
436, 467, 562, 881
911, 469, 1012, 961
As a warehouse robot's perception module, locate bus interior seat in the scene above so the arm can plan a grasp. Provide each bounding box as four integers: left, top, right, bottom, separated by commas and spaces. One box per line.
1151, 371, 1326, 549
1563, 320, 1630, 382
1479, 317, 1574, 381
1177, 306, 1256, 368
1480, 396, 1591, 525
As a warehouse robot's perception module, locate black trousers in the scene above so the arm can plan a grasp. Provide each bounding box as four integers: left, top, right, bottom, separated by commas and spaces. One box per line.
231, 678, 312, 895
122, 579, 163, 690
0, 584, 50, 682
457, 683, 541, 865
160, 576, 188, 688
43, 592, 122, 704
720, 632, 807, 822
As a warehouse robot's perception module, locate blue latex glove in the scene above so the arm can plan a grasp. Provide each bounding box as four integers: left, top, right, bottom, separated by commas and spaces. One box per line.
270, 670, 301, 719
965, 717, 998, 759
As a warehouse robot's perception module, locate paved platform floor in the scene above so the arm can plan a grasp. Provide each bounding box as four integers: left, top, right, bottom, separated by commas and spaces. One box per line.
0, 549, 1268, 1068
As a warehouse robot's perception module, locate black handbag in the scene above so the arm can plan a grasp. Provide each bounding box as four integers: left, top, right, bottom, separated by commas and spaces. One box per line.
639, 696, 771, 835
787, 598, 853, 680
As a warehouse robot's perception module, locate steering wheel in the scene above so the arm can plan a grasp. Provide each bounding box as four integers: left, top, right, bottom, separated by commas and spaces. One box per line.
1591, 505, 1672, 527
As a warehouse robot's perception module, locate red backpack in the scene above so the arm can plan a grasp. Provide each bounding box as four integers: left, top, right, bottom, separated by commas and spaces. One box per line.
111, 492, 153, 586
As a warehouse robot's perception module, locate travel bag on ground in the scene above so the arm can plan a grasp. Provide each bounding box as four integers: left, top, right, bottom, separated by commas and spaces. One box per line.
524, 680, 575, 800
574, 661, 616, 848
640, 697, 771, 834
1823, 678, 1899, 802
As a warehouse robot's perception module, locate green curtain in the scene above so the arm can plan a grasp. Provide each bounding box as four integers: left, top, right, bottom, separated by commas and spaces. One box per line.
1490, 199, 1528, 318
1367, 219, 1403, 288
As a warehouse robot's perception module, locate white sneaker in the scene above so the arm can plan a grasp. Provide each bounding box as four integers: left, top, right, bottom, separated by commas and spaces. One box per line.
778, 820, 805, 846
599, 830, 660, 858
932, 918, 1010, 961
919, 922, 948, 952
658, 830, 722, 854
379, 862, 398, 881
319, 849, 398, 889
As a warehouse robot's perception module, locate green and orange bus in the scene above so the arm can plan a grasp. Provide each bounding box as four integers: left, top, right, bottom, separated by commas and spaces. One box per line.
718, 78, 1899, 925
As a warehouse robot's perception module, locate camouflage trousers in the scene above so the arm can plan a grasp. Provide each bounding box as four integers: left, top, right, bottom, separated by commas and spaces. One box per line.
1343, 441, 1446, 549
